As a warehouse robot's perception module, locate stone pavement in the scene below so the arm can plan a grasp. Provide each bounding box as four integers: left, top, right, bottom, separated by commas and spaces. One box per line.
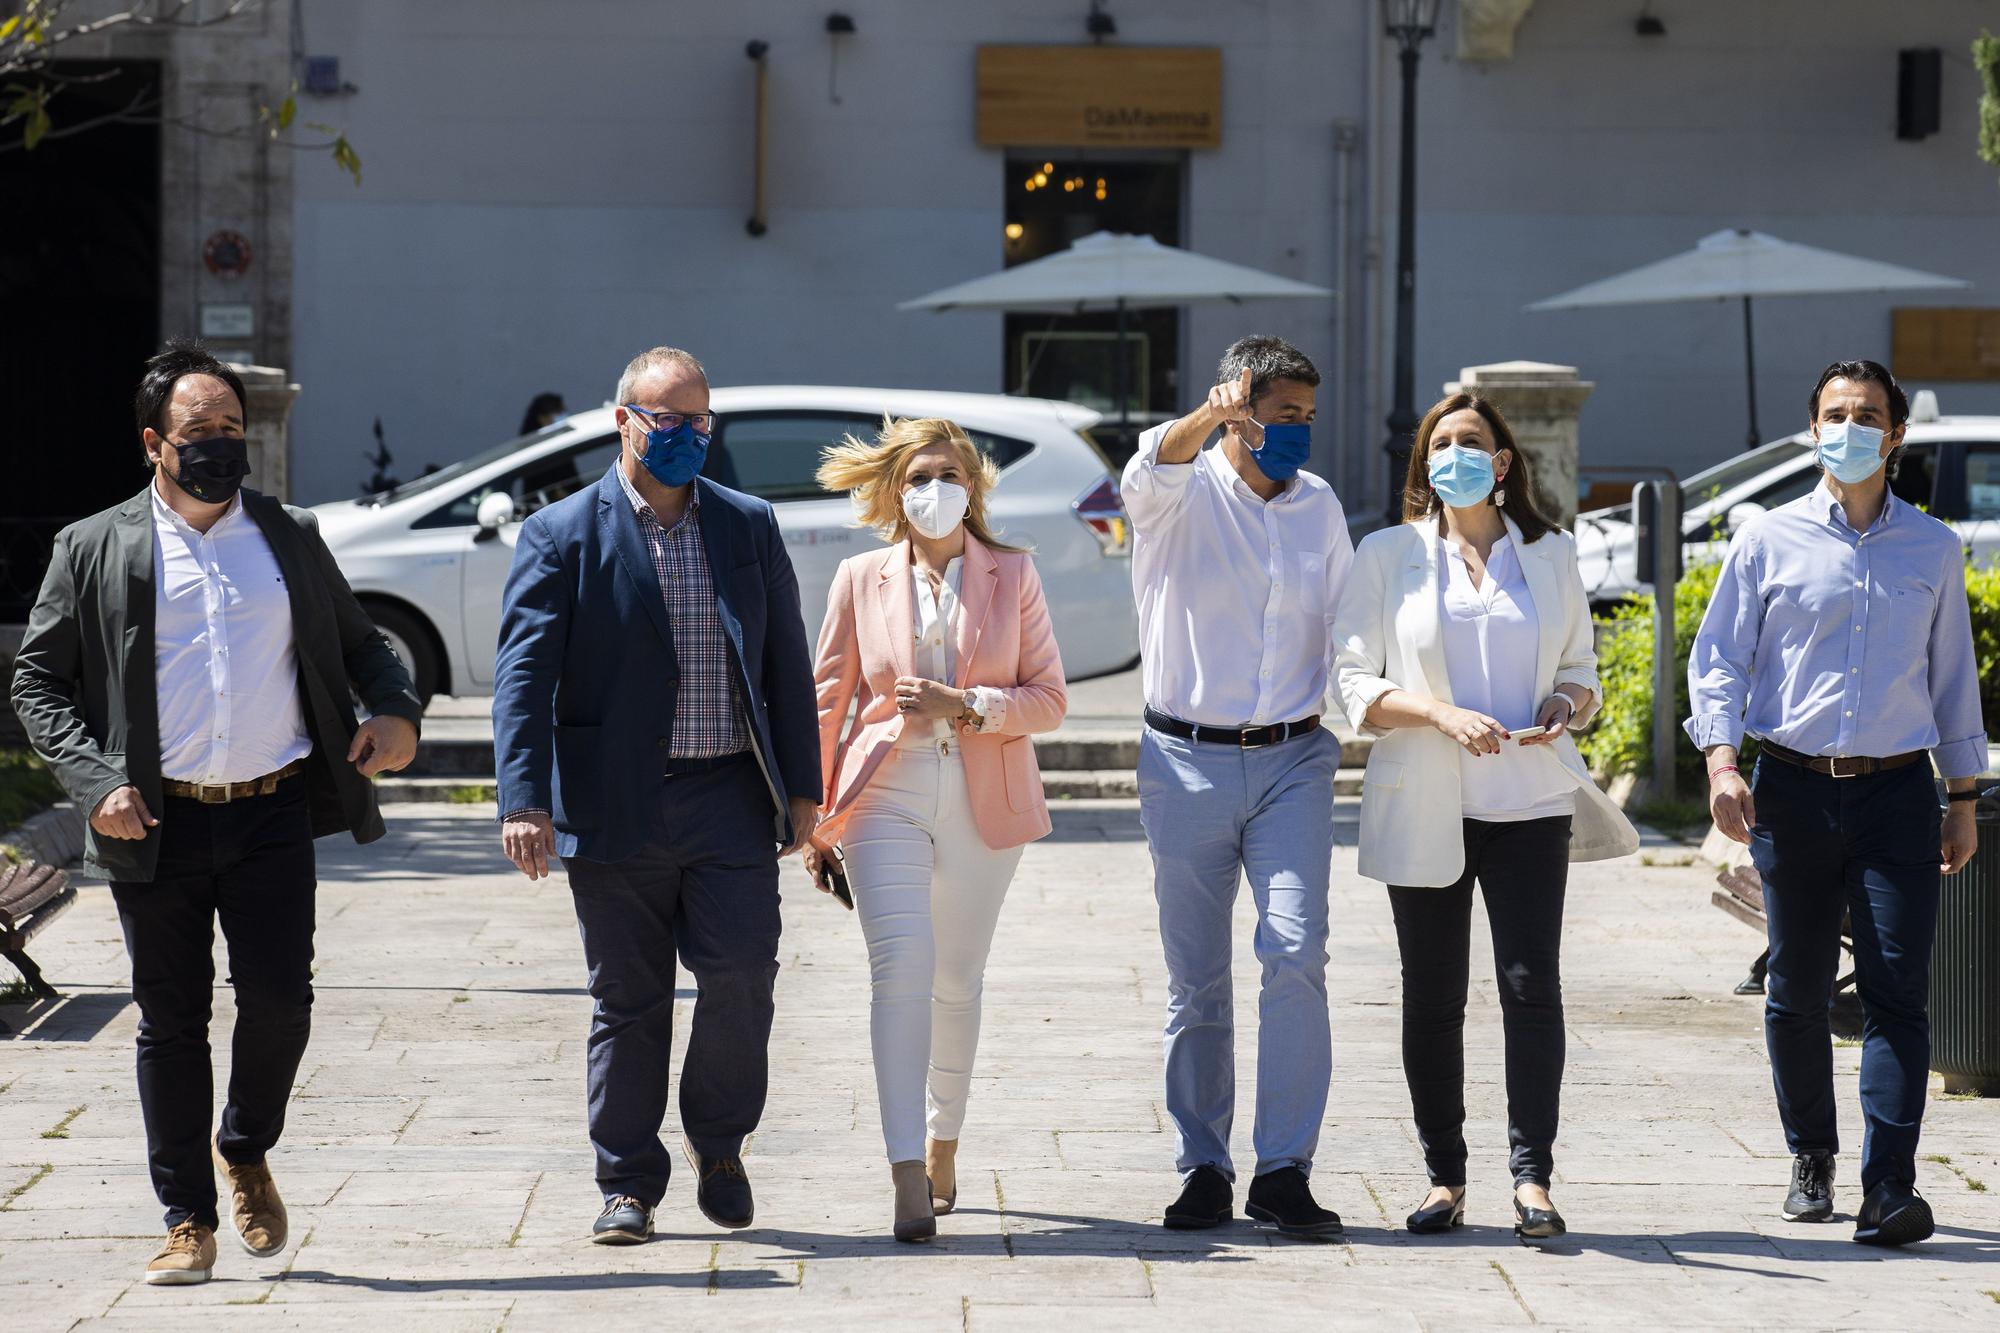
4, 798, 1998, 1331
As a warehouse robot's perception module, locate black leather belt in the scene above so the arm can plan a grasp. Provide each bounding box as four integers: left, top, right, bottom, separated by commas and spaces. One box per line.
1144, 707, 1320, 749
1759, 740, 1925, 780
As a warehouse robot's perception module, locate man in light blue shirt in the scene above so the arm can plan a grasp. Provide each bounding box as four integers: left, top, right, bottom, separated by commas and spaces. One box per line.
1687, 359, 1983, 1248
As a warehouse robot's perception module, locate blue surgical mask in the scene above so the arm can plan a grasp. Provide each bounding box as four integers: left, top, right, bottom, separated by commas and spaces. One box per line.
1427, 445, 1496, 509
628, 410, 709, 489
1247, 420, 1311, 482
1816, 420, 1887, 484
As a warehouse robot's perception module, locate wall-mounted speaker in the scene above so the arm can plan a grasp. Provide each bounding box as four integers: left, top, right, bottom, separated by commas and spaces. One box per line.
1897, 48, 1941, 141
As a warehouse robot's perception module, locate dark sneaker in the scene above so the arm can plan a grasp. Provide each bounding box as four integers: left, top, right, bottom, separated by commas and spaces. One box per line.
683, 1135, 754, 1229
1163, 1165, 1232, 1230
1782, 1151, 1835, 1222
590, 1195, 654, 1245
1245, 1166, 1344, 1240
1853, 1179, 1934, 1248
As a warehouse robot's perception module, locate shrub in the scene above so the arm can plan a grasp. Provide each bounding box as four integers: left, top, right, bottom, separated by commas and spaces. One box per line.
1582, 555, 2000, 788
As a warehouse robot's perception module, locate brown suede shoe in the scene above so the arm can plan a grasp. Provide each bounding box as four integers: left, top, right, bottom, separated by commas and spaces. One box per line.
144, 1221, 217, 1285
213, 1139, 288, 1256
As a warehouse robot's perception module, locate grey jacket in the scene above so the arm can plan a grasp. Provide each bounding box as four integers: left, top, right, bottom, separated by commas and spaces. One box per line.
10, 485, 423, 882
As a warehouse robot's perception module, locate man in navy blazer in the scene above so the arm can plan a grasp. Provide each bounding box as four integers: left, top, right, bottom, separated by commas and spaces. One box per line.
493, 346, 820, 1243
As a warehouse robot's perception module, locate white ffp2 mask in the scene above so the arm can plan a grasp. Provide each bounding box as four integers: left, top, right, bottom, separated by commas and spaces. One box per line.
903, 480, 969, 540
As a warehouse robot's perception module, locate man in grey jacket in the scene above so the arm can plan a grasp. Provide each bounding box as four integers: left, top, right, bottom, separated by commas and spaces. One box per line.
11, 341, 421, 1286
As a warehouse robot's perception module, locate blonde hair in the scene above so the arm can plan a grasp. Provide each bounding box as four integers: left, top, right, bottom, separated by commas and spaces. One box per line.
817, 415, 1023, 551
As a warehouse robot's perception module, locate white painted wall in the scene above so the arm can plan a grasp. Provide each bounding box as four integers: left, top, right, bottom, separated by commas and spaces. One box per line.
289, 0, 2000, 511
1387, 0, 2000, 513
289, 0, 1371, 503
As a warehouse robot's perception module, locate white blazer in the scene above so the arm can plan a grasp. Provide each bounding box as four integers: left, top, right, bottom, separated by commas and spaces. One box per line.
1332, 516, 1640, 887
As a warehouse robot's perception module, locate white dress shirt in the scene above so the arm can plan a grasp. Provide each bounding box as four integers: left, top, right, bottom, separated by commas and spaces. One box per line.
905, 556, 1004, 745
1122, 422, 1355, 727
152, 487, 312, 784
1438, 536, 1574, 821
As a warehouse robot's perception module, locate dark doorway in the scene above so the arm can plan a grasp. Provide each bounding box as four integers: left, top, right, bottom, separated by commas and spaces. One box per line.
0, 60, 161, 621
1002, 154, 1182, 464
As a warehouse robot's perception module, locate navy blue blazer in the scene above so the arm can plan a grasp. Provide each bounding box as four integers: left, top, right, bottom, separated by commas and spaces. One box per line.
492, 466, 822, 863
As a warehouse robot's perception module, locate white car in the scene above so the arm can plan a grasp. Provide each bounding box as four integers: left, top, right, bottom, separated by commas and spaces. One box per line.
310, 387, 1138, 703
1574, 394, 2000, 608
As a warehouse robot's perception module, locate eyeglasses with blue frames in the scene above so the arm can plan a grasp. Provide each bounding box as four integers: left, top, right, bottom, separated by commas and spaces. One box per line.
623, 404, 717, 437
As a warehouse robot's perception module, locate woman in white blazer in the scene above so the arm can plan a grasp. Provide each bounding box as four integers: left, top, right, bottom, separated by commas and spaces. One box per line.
1333, 393, 1637, 1243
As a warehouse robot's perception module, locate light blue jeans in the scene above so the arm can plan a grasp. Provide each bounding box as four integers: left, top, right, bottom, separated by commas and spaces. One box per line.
1137, 725, 1336, 1181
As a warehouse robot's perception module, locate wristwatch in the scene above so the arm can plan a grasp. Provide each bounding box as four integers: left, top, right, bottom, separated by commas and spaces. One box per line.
958, 692, 986, 731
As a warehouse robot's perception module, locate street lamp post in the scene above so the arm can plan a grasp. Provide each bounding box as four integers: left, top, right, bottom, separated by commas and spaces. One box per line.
1380, 0, 1440, 523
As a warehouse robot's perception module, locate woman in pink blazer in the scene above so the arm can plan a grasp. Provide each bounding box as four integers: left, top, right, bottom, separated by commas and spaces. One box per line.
808, 416, 1067, 1242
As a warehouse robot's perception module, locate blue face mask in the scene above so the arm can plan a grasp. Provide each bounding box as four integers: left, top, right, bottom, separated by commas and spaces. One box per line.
1427, 444, 1496, 509
628, 409, 710, 489
1816, 420, 1887, 484
1247, 420, 1311, 482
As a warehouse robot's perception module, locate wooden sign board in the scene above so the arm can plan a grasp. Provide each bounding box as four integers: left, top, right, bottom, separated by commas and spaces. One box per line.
976, 46, 1221, 149
1892, 307, 2000, 381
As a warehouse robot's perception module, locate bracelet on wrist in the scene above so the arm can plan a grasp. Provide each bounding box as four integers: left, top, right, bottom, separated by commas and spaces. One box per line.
1708, 765, 1739, 780
1947, 790, 1980, 804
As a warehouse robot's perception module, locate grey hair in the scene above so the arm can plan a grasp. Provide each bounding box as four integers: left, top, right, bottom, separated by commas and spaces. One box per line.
1215, 335, 1320, 406
615, 346, 708, 406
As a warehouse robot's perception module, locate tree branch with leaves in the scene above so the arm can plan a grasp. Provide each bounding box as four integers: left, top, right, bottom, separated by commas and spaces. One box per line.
1, 0, 359, 181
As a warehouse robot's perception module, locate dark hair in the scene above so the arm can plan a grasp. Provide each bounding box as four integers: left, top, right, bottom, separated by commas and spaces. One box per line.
1215, 334, 1320, 407
520, 391, 566, 435
1808, 359, 1907, 429
1402, 392, 1557, 543
133, 338, 247, 437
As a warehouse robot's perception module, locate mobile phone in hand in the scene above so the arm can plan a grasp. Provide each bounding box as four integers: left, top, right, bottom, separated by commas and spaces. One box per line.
814, 847, 854, 910
1514, 722, 1565, 745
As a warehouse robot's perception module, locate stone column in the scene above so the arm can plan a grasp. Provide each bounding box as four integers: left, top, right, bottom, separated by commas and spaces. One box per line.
1443, 360, 1594, 529
229, 363, 302, 503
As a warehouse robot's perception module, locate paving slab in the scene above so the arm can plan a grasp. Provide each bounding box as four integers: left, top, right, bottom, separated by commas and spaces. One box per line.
2, 797, 1997, 1328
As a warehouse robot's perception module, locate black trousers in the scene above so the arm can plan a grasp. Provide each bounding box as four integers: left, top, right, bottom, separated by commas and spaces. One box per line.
109, 779, 318, 1231
1389, 815, 1571, 1188
563, 753, 782, 1207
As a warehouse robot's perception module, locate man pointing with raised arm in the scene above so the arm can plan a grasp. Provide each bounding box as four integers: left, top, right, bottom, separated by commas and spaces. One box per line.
1123, 336, 1354, 1239
1687, 359, 1982, 1248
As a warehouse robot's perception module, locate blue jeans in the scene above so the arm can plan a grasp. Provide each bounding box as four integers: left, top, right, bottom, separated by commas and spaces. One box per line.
1749, 757, 1941, 1192
1138, 725, 1336, 1180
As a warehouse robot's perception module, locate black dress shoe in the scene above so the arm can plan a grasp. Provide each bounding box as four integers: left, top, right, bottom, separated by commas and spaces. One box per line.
682, 1135, 754, 1230
1162, 1165, 1232, 1230
1853, 1178, 1934, 1247
1783, 1150, 1836, 1223
1245, 1167, 1344, 1240
590, 1195, 654, 1245
1406, 1186, 1467, 1234
1513, 1192, 1566, 1241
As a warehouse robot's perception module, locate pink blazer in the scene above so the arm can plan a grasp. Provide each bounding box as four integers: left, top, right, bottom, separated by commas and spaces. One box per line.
812, 534, 1068, 851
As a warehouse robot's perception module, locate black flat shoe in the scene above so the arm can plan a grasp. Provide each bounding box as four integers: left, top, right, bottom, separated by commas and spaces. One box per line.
1244, 1167, 1344, 1240
1162, 1165, 1232, 1230
1513, 1192, 1566, 1241
682, 1135, 754, 1230
1853, 1179, 1933, 1247
1406, 1187, 1466, 1234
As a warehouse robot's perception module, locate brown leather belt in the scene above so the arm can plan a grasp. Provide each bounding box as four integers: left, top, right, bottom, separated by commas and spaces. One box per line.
1759, 741, 1925, 780
162, 758, 306, 804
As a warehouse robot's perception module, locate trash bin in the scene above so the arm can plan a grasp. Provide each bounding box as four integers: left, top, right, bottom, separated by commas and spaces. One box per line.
1930, 783, 2000, 1096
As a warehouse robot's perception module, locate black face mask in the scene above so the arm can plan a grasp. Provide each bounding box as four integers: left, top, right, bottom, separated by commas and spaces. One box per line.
159, 435, 250, 504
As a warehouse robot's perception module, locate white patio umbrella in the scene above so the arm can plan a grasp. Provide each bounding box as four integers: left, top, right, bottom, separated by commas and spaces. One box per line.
899, 230, 1332, 433
1528, 228, 1968, 450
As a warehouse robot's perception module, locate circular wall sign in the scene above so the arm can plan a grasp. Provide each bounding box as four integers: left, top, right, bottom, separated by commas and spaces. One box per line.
202, 230, 253, 278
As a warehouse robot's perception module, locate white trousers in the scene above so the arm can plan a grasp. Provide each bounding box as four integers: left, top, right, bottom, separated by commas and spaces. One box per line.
842, 740, 1024, 1163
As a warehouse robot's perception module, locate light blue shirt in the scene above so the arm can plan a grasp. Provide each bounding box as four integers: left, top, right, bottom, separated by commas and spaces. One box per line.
1685, 481, 1986, 779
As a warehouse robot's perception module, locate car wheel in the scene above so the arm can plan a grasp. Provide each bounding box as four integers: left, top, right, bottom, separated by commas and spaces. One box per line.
365, 603, 440, 707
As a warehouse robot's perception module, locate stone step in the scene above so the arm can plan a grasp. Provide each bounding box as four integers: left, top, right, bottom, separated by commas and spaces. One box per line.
400, 726, 1375, 778
376, 768, 1371, 807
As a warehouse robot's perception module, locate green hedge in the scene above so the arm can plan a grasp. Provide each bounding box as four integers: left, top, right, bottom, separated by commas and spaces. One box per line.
1578, 557, 2000, 786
